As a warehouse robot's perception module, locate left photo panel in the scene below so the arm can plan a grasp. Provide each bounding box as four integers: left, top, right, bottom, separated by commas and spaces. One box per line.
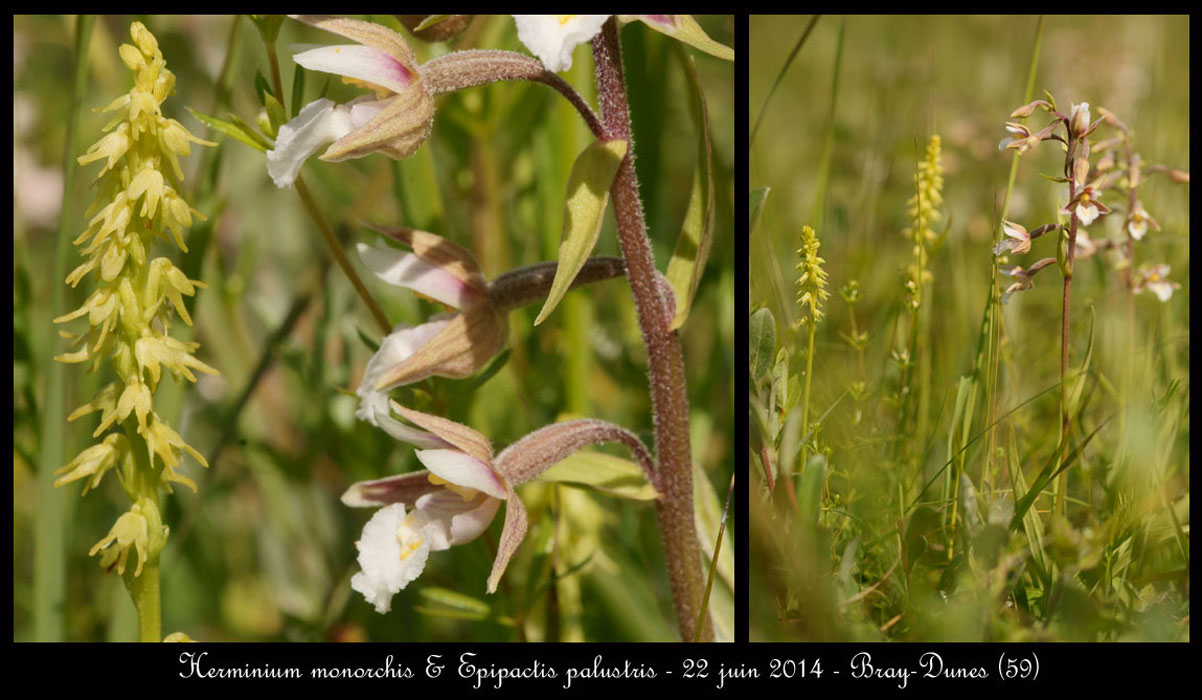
14, 15, 734, 642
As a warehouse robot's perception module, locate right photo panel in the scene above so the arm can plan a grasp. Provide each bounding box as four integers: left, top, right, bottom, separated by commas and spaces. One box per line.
748, 15, 1189, 642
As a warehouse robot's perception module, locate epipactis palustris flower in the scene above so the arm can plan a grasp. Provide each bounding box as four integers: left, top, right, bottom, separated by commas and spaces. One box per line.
344, 403, 517, 612
512, 15, 610, 72
1132, 264, 1180, 302
343, 403, 658, 612
1064, 170, 1112, 227
993, 219, 1032, 256
1127, 200, 1160, 241
353, 225, 509, 442
267, 15, 434, 188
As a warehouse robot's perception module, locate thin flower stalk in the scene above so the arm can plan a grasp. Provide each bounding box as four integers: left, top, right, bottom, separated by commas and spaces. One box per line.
795, 225, 829, 508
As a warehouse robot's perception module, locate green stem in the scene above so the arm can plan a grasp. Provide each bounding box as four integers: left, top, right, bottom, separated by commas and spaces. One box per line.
262, 34, 390, 335
129, 554, 162, 642
35, 14, 95, 642
798, 319, 816, 505
592, 19, 710, 642
293, 176, 392, 334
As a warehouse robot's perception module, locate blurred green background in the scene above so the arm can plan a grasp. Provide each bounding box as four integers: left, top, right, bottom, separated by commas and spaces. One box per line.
750, 16, 1187, 641
14, 15, 733, 641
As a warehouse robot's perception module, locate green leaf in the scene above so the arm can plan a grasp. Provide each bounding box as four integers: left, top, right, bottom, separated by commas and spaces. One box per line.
1007, 428, 1049, 584
665, 55, 714, 331
748, 307, 776, 381
254, 70, 273, 107
414, 586, 491, 621
798, 453, 826, 526
628, 15, 734, 62
264, 91, 287, 135
1008, 415, 1112, 531
534, 139, 628, 326
354, 326, 381, 354
1065, 306, 1095, 418
749, 187, 771, 237
290, 63, 306, 119
538, 451, 658, 500
186, 108, 269, 153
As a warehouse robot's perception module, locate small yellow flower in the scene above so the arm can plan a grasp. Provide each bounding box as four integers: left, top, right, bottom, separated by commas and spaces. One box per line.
89, 500, 160, 577
795, 225, 829, 326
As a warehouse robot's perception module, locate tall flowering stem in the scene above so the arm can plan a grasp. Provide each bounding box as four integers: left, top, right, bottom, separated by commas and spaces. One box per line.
54, 21, 216, 641
795, 225, 828, 505
592, 18, 711, 641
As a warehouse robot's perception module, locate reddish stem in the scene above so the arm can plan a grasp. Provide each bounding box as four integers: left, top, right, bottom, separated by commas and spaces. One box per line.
592, 18, 711, 642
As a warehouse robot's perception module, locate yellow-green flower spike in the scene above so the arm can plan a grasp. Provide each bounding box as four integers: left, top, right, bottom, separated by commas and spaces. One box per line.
901, 134, 944, 309
795, 225, 830, 327
55, 21, 217, 576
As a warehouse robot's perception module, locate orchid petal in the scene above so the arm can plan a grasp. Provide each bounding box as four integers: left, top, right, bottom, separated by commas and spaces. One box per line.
1076, 201, 1099, 226
416, 448, 507, 500
373, 302, 509, 389
356, 319, 460, 445
366, 224, 488, 295
293, 44, 416, 95
292, 15, 418, 72
350, 503, 430, 613
513, 15, 610, 72
1148, 280, 1175, 302
322, 87, 433, 162
356, 242, 484, 309
412, 490, 501, 549
341, 470, 443, 508
392, 402, 494, 465
266, 98, 355, 187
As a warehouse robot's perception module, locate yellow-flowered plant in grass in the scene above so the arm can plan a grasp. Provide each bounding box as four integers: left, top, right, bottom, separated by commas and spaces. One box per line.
794, 225, 829, 503
53, 21, 215, 640
901, 134, 943, 311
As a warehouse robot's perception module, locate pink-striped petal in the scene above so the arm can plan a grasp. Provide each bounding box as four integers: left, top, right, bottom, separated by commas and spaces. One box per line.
293, 44, 416, 95
356, 242, 483, 309
341, 470, 442, 508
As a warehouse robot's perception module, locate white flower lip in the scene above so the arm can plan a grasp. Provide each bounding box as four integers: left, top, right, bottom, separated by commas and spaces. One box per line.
513, 15, 611, 72
350, 503, 431, 613
266, 98, 356, 187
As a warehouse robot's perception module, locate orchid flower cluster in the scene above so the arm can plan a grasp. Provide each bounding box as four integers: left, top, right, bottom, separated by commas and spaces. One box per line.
994, 96, 1188, 303
248, 15, 731, 639
54, 22, 215, 638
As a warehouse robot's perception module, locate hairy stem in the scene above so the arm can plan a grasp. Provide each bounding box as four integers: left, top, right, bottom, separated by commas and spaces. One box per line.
592, 18, 711, 642
421, 50, 604, 139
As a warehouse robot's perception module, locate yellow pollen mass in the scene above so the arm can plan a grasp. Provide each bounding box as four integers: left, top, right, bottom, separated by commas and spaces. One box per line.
428, 473, 480, 501
557, 15, 577, 25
